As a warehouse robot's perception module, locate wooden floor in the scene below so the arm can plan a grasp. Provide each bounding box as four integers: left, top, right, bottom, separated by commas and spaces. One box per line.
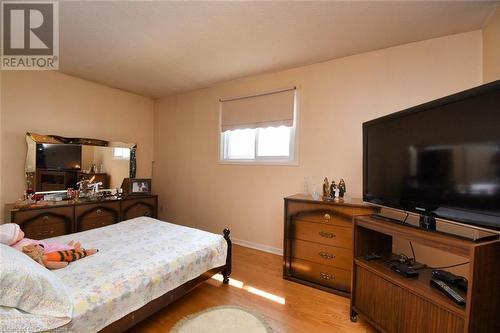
130, 245, 376, 333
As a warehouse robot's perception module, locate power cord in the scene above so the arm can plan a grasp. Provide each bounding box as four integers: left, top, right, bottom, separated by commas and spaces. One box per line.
388, 213, 418, 266
389, 229, 416, 266
384, 212, 470, 271
416, 261, 470, 271
409, 241, 416, 263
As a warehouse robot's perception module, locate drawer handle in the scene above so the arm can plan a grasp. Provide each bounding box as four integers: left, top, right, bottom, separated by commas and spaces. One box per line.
320, 272, 335, 280
319, 251, 335, 260
96, 209, 102, 216
324, 213, 331, 221
42, 215, 49, 222
319, 231, 335, 238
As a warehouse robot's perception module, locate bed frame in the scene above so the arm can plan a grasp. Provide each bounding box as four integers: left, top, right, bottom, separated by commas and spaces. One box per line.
99, 228, 232, 333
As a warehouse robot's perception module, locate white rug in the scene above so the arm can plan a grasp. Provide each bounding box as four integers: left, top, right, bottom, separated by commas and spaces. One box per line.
170, 306, 273, 333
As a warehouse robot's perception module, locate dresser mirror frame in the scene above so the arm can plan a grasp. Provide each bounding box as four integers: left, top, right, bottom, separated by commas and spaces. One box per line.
25, 132, 137, 193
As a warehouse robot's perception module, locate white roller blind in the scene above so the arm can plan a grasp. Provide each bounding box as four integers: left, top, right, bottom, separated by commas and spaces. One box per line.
220, 88, 295, 132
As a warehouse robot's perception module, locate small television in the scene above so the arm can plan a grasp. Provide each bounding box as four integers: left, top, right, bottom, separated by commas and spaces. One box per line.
36, 143, 82, 171
363, 80, 500, 231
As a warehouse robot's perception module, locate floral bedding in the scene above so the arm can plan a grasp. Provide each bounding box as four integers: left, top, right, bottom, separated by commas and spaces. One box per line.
46, 217, 228, 333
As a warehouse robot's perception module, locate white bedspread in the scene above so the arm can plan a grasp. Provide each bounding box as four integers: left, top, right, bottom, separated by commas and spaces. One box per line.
46, 217, 228, 333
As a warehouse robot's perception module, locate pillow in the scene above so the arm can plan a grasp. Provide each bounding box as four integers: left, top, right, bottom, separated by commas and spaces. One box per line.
0, 244, 72, 331
0, 306, 71, 333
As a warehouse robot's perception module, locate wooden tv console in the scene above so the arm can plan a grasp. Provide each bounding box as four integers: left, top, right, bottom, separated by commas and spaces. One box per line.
351, 215, 499, 333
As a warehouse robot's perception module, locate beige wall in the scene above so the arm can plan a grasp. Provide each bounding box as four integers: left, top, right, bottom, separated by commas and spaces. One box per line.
0, 70, 3, 220
154, 31, 483, 258
1, 71, 154, 218
483, 5, 500, 83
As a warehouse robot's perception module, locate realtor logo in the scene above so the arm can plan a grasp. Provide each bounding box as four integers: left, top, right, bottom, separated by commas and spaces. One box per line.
1, 1, 59, 70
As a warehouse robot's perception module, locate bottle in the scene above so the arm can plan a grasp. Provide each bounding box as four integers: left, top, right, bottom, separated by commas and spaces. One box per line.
311, 183, 319, 200
303, 177, 310, 195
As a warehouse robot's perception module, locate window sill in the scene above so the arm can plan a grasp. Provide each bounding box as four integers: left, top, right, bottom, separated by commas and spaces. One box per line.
218, 159, 299, 166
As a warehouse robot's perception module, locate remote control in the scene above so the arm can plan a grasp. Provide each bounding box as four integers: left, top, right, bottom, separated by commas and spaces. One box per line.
365, 252, 382, 261
432, 270, 468, 291
390, 262, 419, 278
430, 279, 466, 306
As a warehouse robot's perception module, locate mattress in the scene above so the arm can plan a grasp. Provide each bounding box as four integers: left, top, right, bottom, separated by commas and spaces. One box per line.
47, 217, 228, 333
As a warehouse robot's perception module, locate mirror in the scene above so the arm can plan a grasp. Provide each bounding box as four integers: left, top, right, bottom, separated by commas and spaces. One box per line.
25, 133, 136, 193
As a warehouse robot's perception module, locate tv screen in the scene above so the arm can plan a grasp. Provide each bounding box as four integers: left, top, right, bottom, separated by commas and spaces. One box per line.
36, 144, 82, 171
363, 81, 500, 231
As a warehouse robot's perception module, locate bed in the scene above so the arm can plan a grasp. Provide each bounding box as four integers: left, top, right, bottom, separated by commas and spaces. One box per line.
1, 217, 231, 333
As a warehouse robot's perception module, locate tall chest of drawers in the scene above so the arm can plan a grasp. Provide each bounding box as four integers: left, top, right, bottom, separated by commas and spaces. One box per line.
283, 194, 376, 297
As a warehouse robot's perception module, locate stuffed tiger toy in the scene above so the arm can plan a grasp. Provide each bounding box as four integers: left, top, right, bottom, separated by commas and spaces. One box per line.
22, 243, 99, 270
45, 248, 98, 262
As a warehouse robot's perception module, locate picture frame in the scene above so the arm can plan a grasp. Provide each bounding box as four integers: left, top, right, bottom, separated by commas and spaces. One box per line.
121, 178, 152, 196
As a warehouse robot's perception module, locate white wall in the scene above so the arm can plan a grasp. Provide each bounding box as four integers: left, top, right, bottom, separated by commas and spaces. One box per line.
153, 31, 483, 255
1, 71, 154, 219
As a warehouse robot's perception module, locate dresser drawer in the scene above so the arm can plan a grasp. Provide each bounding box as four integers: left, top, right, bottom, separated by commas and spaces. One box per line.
79, 215, 116, 231
75, 202, 120, 232
21, 223, 66, 239
75, 202, 120, 219
121, 197, 157, 220
293, 210, 352, 228
12, 207, 73, 239
292, 239, 352, 270
291, 258, 350, 292
292, 220, 352, 249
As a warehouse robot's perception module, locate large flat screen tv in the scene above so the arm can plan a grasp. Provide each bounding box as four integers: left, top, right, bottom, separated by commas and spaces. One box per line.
36, 144, 82, 171
363, 80, 500, 231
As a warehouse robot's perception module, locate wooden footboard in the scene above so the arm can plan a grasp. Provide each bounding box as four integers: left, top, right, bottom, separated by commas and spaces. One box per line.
99, 228, 232, 333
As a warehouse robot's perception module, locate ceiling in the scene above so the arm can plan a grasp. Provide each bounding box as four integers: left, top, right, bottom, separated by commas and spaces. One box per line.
59, 1, 499, 98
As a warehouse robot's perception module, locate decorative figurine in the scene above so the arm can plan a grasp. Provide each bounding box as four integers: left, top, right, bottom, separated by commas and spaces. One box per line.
322, 177, 330, 199
76, 175, 102, 200
329, 181, 337, 199
338, 179, 347, 198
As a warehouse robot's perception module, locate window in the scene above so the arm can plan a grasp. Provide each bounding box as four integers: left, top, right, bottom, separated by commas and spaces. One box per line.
225, 128, 256, 160
113, 147, 130, 160
219, 88, 297, 164
222, 126, 293, 161
257, 126, 290, 157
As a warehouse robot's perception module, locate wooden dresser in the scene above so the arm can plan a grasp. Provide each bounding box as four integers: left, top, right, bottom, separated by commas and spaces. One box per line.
283, 194, 376, 297
8, 195, 158, 239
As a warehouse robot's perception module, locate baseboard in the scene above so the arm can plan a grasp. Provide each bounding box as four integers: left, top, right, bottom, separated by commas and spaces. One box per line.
231, 238, 283, 256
